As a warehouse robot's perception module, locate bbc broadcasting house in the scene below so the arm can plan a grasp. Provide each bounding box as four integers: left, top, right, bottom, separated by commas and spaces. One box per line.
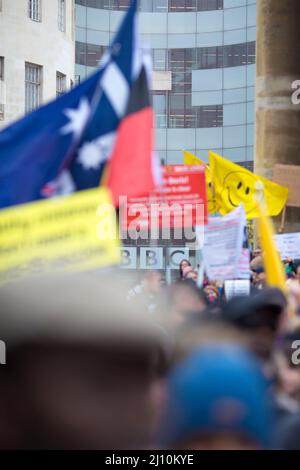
75, 0, 256, 272
75, 0, 256, 171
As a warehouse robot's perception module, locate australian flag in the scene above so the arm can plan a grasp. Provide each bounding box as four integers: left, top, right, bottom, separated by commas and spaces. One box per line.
0, 0, 158, 209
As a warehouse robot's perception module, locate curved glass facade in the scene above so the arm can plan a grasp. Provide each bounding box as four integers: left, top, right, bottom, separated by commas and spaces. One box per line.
76, 0, 224, 12
75, 0, 256, 168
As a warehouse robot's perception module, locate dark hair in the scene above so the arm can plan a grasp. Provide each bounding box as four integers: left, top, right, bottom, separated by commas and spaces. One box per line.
179, 259, 191, 279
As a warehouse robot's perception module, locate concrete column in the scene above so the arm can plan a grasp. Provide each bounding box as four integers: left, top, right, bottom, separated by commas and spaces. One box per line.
255, 0, 300, 230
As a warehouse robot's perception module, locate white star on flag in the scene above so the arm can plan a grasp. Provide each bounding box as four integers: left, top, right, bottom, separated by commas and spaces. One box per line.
77, 132, 116, 171
61, 98, 91, 138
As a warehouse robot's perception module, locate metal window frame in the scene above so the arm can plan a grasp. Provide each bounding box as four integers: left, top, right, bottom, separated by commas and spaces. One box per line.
28, 0, 42, 22
58, 0, 66, 32
56, 71, 67, 97
25, 62, 42, 114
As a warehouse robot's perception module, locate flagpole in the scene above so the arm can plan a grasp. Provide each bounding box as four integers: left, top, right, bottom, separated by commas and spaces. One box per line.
279, 205, 287, 233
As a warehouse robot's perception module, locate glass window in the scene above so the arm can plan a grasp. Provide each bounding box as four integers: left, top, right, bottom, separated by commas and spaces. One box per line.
25, 62, 42, 113
237, 160, 254, 172
169, 49, 196, 73
75, 75, 81, 86
196, 42, 255, 70
184, 94, 197, 128
153, 92, 167, 128
169, 49, 186, 73
169, 93, 185, 128
247, 41, 256, 64
224, 43, 247, 67
75, 0, 223, 11
197, 46, 223, 69
153, 0, 168, 11
58, 0, 66, 32
75, 41, 86, 65
56, 72, 67, 97
28, 0, 42, 22
196, 0, 223, 11
168, 93, 197, 128
140, 0, 168, 11
169, 0, 196, 12
152, 49, 167, 71
76, 0, 106, 7
110, 0, 130, 10
196, 105, 223, 128
75, 41, 105, 66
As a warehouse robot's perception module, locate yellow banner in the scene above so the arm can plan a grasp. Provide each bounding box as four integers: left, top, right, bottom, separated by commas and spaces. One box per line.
209, 151, 288, 219
0, 188, 120, 282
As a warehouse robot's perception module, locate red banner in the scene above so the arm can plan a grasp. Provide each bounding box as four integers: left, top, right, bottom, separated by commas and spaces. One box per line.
121, 165, 207, 230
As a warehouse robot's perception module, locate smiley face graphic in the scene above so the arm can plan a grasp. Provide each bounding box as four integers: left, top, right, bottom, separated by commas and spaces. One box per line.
220, 171, 262, 215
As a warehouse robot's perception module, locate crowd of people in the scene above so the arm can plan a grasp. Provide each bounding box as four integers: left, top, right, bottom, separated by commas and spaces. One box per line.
1, 249, 300, 450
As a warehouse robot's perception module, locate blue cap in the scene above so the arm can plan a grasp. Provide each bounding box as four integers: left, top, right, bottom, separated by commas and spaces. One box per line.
159, 345, 274, 448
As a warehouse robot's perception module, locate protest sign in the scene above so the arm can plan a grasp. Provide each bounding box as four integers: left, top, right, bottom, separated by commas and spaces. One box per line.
123, 165, 207, 231
0, 188, 120, 282
236, 248, 251, 279
273, 164, 300, 208
201, 204, 249, 281
274, 233, 300, 260
224, 280, 251, 300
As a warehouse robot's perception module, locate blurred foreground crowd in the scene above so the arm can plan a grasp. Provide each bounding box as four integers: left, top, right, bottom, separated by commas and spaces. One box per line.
1, 252, 300, 450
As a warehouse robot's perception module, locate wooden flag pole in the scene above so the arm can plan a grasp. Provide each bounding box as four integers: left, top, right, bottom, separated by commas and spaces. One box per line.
278, 205, 287, 234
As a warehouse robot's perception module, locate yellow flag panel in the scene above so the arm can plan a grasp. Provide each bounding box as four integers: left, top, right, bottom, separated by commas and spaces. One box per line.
0, 188, 120, 282
209, 151, 288, 219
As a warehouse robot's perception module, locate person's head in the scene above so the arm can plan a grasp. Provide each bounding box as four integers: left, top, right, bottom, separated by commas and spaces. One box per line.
159, 345, 274, 450
254, 269, 266, 289
253, 248, 262, 258
179, 259, 191, 278
181, 265, 193, 279
144, 270, 165, 294
0, 272, 164, 449
168, 280, 208, 327
204, 284, 219, 304
221, 288, 287, 361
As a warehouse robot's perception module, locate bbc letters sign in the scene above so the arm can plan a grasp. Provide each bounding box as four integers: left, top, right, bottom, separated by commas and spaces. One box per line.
120, 247, 189, 270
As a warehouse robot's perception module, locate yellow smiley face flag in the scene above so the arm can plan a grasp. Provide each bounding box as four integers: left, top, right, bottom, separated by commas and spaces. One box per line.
209, 151, 289, 219
183, 150, 217, 214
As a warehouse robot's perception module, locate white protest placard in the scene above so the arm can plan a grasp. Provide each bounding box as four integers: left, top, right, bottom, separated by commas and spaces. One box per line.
274, 233, 300, 260
236, 248, 251, 280
224, 280, 251, 300
201, 205, 248, 281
